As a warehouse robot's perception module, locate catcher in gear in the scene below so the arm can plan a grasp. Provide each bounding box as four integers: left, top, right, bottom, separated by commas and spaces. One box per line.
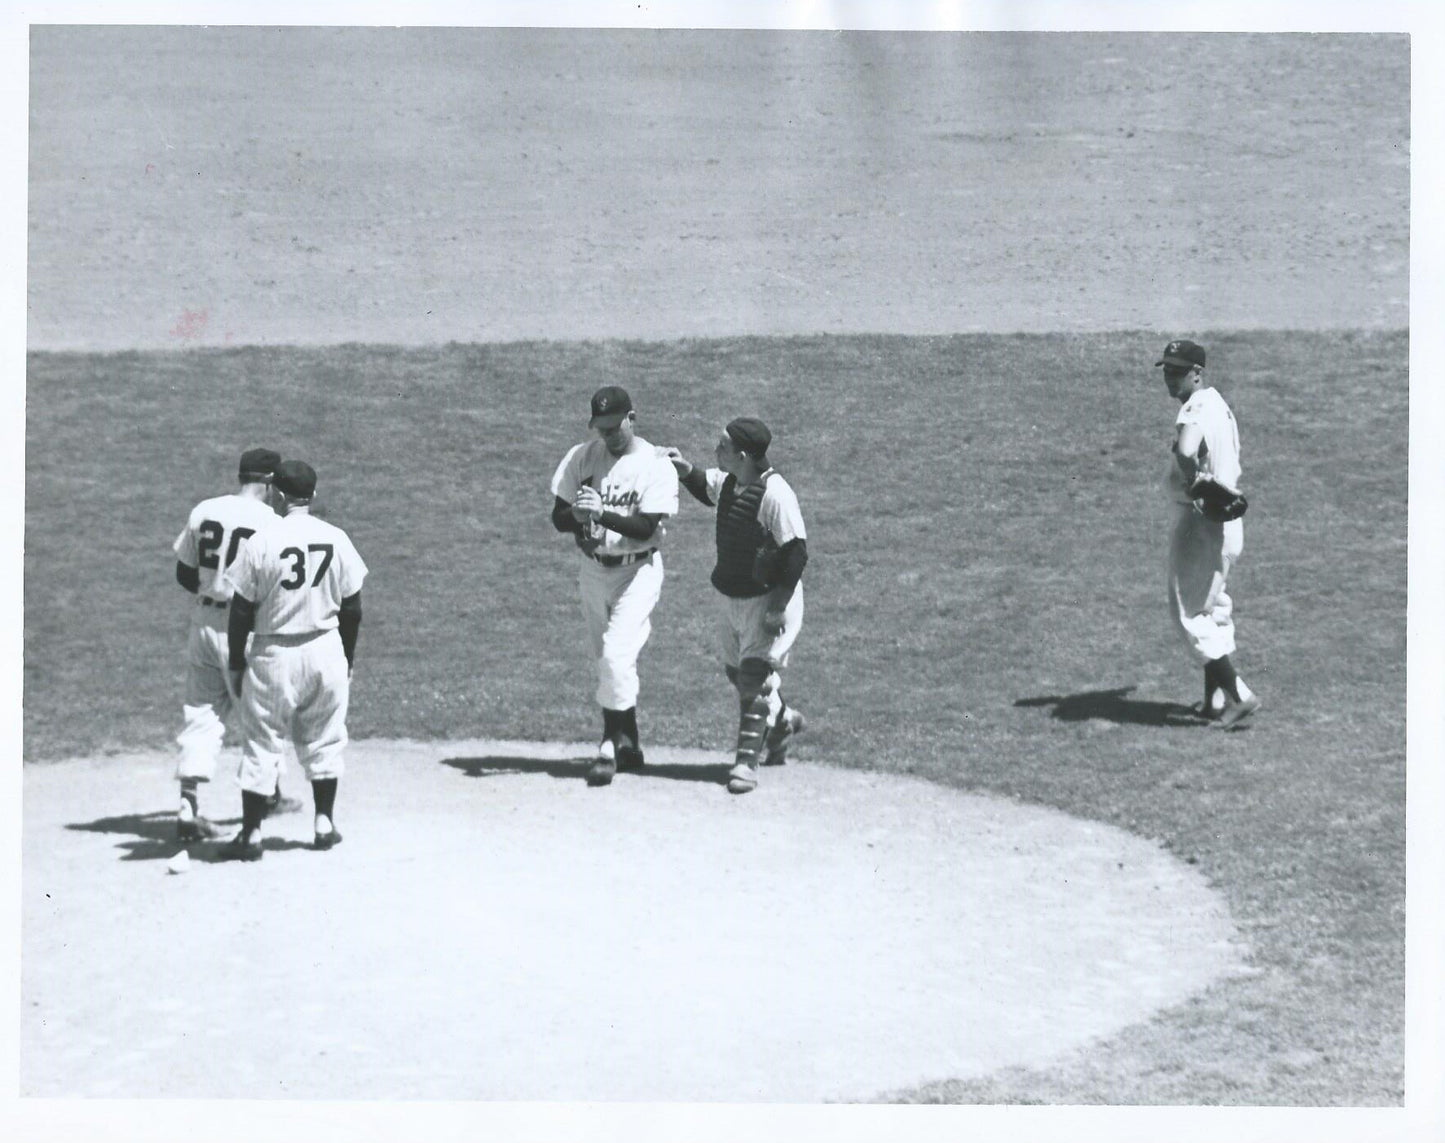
664, 418, 809, 794
1157, 339, 1261, 728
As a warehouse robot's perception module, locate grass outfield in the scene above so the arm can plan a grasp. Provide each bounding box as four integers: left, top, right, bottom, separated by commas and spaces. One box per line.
24, 329, 1406, 1104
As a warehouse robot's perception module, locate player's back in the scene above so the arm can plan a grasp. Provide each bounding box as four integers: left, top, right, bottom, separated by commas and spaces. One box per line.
228, 512, 367, 637
176, 493, 278, 601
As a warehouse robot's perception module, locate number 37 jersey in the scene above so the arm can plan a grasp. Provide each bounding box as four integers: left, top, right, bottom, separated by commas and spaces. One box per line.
224, 513, 368, 637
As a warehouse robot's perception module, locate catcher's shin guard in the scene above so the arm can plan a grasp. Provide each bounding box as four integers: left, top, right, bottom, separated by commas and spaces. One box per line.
735, 692, 770, 765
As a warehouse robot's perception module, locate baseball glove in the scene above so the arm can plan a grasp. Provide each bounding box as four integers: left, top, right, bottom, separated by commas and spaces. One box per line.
1189, 475, 1249, 522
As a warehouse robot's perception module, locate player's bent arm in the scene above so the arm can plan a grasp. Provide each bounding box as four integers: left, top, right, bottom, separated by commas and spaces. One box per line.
176, 561, 200, 594
551, 496, 584, 535
597, 510, 666, 543
337, 591, 362, 669
1173, 423, 1204, 485
678, 465, 713, 506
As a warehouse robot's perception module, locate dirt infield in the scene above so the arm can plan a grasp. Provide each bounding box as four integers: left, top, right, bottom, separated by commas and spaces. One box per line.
24, 740, 1244, 1100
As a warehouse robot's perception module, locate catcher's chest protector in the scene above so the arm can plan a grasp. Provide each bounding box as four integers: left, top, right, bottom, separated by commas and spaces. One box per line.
712, 472, 773, 598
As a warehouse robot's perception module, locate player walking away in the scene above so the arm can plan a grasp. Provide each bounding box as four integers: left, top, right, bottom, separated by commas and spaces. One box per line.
1157, 339, 1261, 729
172, 448, 302, 841
664, 418, 809, 794
219, 460, 368, 860
550, 386, 680, 787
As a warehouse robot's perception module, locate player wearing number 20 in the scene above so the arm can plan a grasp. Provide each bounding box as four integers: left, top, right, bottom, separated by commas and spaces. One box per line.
171, 447, 281, 841
221, 460, 368, 859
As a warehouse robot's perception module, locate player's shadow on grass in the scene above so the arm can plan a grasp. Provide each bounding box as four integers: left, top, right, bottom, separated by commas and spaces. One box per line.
1015, 686, 1205, 728
441, 755, 734, 786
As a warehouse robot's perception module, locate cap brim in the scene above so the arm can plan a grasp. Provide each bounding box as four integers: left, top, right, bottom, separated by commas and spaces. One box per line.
590, 413, 628, 428
1156, 356, 1199, 368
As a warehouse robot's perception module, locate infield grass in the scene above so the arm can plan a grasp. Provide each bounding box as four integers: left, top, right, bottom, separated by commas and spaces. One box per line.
24, 329, 1406, 1104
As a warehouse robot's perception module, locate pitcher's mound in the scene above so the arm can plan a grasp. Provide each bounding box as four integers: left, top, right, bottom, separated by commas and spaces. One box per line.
24, 738, 1245, 1100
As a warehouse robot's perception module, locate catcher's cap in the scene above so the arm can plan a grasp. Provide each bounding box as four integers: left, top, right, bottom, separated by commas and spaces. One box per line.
1156, 339, 1206, 369
588, 386, 633, 426
238, 448, 281, 481
273, 460, 317, 500
725, 416, 772, 457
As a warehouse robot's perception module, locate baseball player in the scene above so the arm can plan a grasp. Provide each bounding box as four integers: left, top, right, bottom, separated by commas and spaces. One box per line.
664, 418, 808, 794
220, 460, 368, 860
1157, 338, 1261, 728
172, 447, 302, 841
550, 386, 680, 787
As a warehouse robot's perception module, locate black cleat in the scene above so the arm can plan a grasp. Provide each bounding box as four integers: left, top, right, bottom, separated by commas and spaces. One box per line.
219, 830, 264, 862
312, 828, 343, 851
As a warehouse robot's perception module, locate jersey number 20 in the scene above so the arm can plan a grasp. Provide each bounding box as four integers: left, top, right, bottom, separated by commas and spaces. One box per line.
198, 521, 255, 570
278, 544, 335, 590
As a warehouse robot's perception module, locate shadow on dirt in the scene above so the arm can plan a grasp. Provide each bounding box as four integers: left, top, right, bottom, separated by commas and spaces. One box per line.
1015, 686, 1210, 728
440, 754, 734, 786
63, 811, 322, 862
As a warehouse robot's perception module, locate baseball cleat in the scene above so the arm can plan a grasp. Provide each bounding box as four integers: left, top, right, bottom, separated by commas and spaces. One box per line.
763, 709, 806, 766
587, 738, 617, 787
615, 735, 645, 773
218, 830, 264, 862
1215, 694, 1262, 730
313, 827, 343, 851
727, 762, 758, 795
177, 815, 224, 842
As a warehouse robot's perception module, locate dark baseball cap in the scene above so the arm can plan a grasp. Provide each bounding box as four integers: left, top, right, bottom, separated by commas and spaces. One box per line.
726, 417, 772, 457
238, 448, 281, 481
273, 460, 317, 500
588, 386, 633, 426
1156, 339, 1206, 369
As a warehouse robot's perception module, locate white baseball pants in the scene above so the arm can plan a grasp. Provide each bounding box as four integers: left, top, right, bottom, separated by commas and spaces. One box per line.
237, 630, 350, 796
1169, 508, 1244, 663
578, 552, 664, 710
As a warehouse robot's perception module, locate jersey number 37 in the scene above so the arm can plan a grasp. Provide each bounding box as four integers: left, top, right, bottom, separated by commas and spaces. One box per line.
278, 544, 334, 591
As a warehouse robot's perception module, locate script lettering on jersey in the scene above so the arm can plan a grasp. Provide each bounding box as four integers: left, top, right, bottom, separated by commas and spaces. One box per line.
601, 488, 642, 510
198, 520, 256, 569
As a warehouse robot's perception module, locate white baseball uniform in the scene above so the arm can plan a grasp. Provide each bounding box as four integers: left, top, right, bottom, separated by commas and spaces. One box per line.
550, 436, 679, 710
1167, 386, 1244, 662
223, 512, 368, 795
172, 492, 277, 781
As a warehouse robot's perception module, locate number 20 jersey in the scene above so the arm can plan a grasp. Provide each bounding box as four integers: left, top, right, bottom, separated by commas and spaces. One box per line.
173, 493, 279, 603
224, 512, 368, 637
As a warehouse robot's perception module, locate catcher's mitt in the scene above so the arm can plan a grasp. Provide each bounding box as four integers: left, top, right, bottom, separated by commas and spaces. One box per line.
1189, 475, 1249, 523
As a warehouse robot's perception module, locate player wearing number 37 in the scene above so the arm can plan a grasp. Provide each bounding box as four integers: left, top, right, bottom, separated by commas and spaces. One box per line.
220, 460, 369, 860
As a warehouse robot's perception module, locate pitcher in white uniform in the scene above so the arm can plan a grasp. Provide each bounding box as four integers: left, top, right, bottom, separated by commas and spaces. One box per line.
1157, 339, 1261, 729
550, 386, 680, 787
221, 460, 369, 859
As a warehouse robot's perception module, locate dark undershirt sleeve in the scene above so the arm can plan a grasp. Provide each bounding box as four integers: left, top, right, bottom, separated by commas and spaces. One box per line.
679, 466, 713, 506
176, 561, 200, 593
772, 538, 808, 596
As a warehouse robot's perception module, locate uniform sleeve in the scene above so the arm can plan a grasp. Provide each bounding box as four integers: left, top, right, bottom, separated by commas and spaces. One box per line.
337, 535, 369, 597
172, 509, 199, 563
222, 534, 262, 601
759, 480, 807, 545
638, 455, 680, 515
705, 468, 728, 503
549, 443, 587, 502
